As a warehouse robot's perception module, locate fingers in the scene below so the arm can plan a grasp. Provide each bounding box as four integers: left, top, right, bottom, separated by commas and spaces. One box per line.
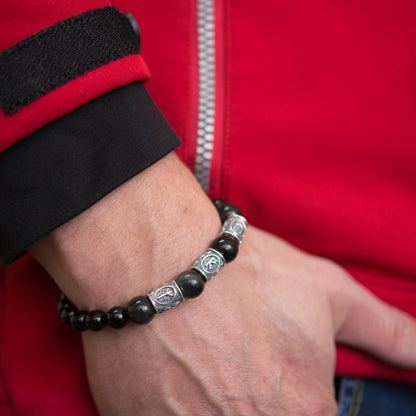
333, 275, 416, 368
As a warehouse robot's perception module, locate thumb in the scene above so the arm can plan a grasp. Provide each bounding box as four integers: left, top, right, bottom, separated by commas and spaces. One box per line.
333, 277, 416, 368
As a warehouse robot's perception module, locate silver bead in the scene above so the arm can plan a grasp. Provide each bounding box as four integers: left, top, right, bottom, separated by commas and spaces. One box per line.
193, 249, 225, 281
222, 213, 248, 244
148, 281, 184, 314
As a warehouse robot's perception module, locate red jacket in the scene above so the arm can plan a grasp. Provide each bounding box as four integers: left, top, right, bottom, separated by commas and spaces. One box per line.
1, 0, 416, 414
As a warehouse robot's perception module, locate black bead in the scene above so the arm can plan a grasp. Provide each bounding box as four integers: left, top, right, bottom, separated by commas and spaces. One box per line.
86, 310, 108, 331
60, 293, 69, 302
71, 310, 88, 331
57, 299, 67, 314
127, 296, 155, 325
107, 306, 129, 329
218, 203, 242, 224
176, 270, 205, 298
211, 234, 239, 262
58, 294, 75, 314
61, 306, 75, 326
213, 199, 227, 210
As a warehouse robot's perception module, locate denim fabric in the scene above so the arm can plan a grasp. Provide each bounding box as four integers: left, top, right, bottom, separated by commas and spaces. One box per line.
337, 377, 416, 416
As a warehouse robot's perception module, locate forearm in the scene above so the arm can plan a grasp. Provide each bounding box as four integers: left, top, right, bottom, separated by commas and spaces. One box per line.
28, 152, 221, 310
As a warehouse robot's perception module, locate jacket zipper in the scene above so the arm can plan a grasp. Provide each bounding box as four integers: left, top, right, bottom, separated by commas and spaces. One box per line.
195, 0, 216, 192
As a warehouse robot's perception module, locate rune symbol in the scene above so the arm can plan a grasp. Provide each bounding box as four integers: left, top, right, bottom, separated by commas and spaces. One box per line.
155, 286, 176, 304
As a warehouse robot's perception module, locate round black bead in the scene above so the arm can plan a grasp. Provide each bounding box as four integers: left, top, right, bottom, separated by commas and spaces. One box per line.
218, 203, 242, 224
71, 310, 88, 331
213, 199, 227, 210
61, 306, 75, 326
86, 310, 108, 331
58, 294, 75, 314
176, 270, 205, 298
127, 296, 155, 325
57, 299, 67, 314
60, 293, 69, 303
211, 234, 239, 262
107, 306, 129, 329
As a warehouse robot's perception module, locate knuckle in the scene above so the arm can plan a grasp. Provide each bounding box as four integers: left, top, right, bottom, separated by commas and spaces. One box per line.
319, 257, 347, 278
386, 308, 415, 355
312, 256, 351, 291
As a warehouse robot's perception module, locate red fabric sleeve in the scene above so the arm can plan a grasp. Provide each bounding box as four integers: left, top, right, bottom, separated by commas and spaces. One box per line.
0, 0, 150, 152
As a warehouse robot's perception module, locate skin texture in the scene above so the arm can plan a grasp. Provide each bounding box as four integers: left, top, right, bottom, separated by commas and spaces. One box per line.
30, 152, 416, 416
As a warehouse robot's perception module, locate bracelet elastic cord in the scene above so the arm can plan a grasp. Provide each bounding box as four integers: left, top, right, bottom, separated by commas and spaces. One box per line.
58, 199, 248, 331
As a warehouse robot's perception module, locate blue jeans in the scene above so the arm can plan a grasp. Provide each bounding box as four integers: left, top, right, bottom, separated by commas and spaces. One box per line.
337, 377, 416, 416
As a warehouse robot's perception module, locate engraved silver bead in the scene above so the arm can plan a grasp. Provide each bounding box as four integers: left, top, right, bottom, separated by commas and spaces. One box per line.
193, 248, 225, 281
148, 281, 184, 314
222, 213, 248, 243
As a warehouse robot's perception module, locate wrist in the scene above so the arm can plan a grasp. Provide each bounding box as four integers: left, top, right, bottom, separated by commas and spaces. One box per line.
29, 152, 221, 309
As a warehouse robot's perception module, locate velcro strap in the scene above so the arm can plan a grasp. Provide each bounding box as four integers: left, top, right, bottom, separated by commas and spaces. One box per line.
0, 7, 140, 115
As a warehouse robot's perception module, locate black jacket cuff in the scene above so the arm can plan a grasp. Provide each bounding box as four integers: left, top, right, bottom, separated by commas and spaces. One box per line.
0, 82, 181, 265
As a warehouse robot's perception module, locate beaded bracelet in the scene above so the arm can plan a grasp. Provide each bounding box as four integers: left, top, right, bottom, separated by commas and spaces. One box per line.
58, 199, 248, 331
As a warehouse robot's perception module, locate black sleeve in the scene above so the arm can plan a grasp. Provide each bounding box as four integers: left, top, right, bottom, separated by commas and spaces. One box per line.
0, 82, 181, 265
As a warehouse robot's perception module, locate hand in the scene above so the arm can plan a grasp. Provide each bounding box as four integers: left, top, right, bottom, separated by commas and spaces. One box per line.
30, 153, 416, 416
81, 226, 416, 416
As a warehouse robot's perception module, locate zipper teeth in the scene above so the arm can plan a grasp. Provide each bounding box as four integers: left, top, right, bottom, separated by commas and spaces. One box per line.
195, 0, 216, 192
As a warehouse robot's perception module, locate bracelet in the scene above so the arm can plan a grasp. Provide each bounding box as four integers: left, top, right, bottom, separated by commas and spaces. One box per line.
58, 199, 247, 332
